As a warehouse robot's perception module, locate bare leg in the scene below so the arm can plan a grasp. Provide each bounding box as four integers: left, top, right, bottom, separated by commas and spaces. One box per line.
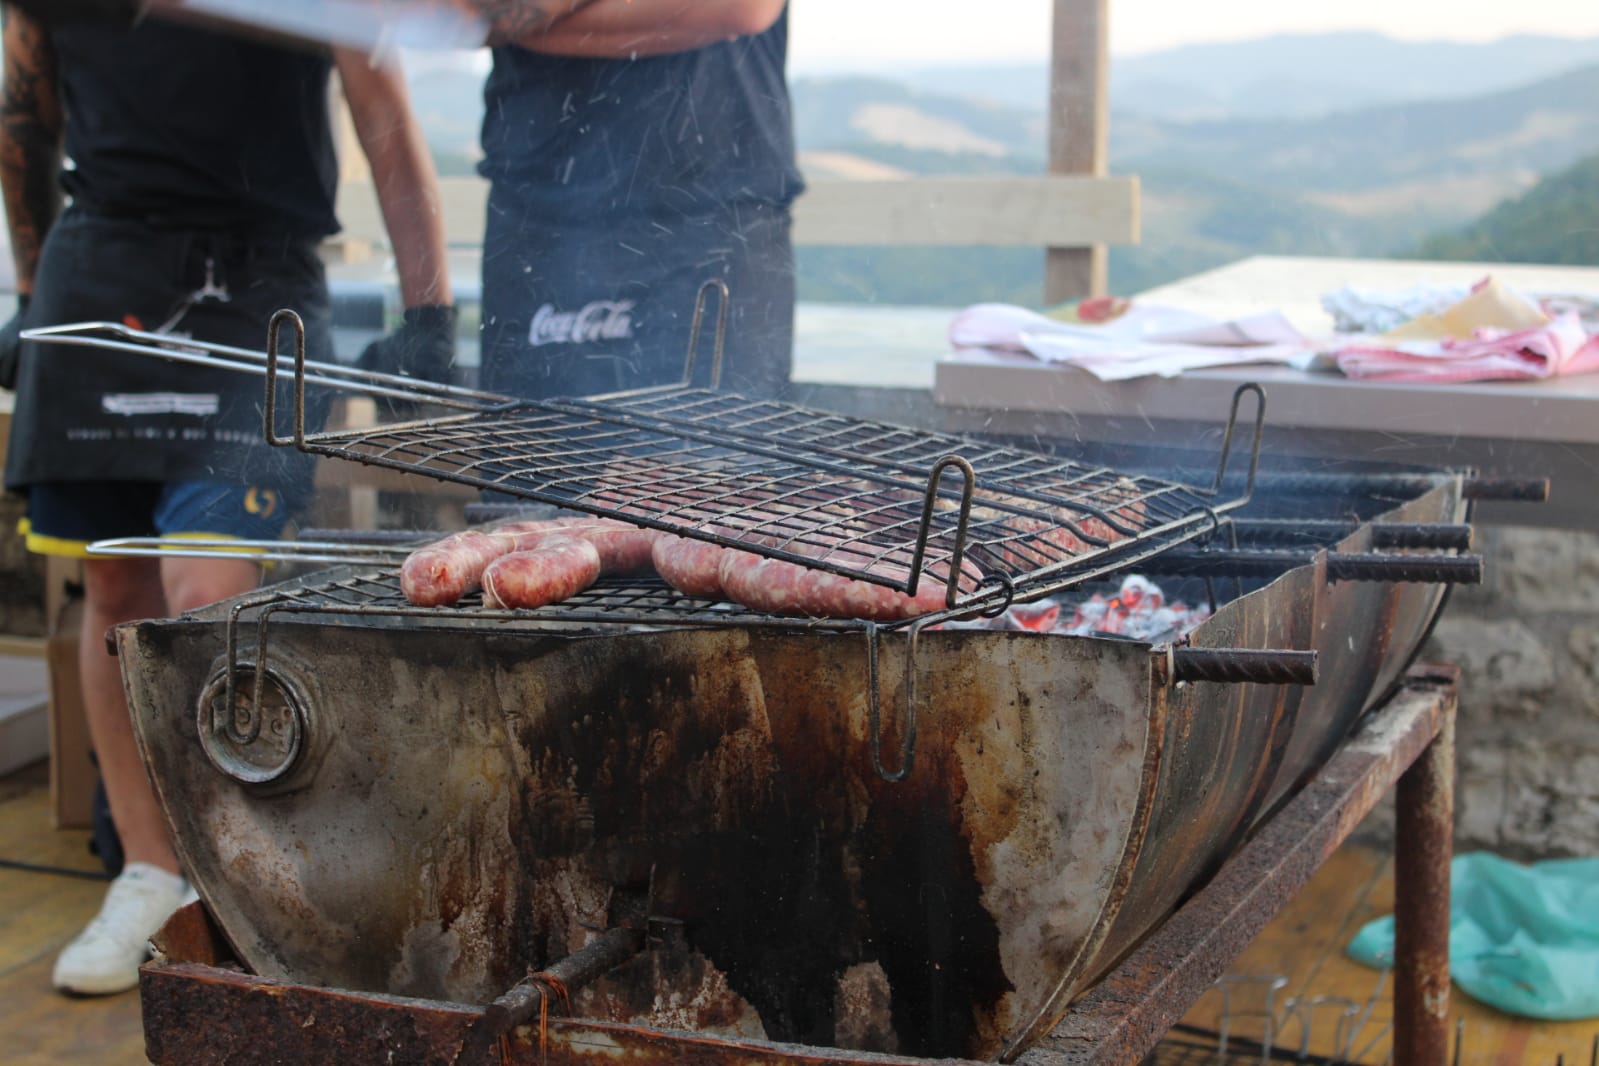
161, 555, 260, 615
79, 556, 176, 874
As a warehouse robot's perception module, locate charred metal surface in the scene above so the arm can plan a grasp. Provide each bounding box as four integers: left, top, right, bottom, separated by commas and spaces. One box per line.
1136, 548, 1481, 584
1169, 648, 1317, 686
1394, 707, 1455, 1066
120, 622, 1156, 1060
1017, 668, 1457, 1066
138, 670, 1457, 1066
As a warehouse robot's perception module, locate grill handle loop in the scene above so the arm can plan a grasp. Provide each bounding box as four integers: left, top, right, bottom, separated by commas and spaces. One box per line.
867, 620, 932, 783
1204, 383, 1266, 503
680, 278, 730, 391
264, 308, 307, 449
909, 454, 976, 607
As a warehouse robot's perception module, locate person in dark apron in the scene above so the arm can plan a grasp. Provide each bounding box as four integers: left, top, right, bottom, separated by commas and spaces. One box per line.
477, 4, 803, 401
0, 9, 453, 996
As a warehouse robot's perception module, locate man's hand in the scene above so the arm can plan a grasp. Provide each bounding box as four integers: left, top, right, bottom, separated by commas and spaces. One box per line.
0, 293, 28, 391
357, 304, 457, 386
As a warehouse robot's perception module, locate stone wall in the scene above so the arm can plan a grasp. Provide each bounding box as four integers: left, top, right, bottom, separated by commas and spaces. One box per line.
1404, 525, 1599, 858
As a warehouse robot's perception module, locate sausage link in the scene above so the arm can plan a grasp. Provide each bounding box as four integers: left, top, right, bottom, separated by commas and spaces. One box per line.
481, 538, 603, 609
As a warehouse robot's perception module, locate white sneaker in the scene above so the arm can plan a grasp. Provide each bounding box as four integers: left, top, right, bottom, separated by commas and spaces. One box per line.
53, 862, 190, 996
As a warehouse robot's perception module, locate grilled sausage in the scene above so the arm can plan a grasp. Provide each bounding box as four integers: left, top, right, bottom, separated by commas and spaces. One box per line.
481, 538, 604, 609
718, 548, 967, 621
400, 518, 658, 606
652, 533, 734, 599
400, 529, 529, 607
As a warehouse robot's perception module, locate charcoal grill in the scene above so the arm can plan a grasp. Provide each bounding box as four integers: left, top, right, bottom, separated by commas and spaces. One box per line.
29, 305, 1517, 1062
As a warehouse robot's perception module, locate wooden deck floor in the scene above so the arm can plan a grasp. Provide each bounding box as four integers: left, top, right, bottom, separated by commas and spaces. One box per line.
2, 757, 1594, 1065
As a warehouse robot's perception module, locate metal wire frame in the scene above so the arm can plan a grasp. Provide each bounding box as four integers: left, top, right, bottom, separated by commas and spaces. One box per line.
260, 311, 1263, 611
28, 295, 1266, 612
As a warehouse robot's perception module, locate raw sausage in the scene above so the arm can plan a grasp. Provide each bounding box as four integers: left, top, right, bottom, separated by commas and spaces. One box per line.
481, 538, 603, 609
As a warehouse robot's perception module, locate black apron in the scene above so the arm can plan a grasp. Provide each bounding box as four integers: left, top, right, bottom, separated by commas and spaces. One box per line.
3, 210, 332, 492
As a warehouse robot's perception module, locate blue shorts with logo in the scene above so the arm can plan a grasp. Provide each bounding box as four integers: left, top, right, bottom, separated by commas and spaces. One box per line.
22, 479, 304, 559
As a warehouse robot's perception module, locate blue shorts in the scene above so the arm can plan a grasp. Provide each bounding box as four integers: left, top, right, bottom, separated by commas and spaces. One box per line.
22, 479, 304, 559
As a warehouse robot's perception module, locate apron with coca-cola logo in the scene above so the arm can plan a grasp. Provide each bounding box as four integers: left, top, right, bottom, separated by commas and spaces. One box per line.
478, 201, 794, 401
476, 25, 801, 403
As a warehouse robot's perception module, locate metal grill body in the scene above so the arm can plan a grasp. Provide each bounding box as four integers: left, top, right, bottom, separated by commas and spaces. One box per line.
115, 473, 1466, 1061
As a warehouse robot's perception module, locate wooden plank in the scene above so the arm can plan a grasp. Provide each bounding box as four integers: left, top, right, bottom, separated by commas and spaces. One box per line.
1171, 840, 1599, 1064
791, 176, 1139, 247
0, 763, 145, 1065
1045, 0, 1111, 301
0, 636, 47, 659
335, 174, 1140, 250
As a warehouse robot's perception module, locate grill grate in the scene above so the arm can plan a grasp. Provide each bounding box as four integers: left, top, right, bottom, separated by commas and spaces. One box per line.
23, 312, 1266, 611
276, 384, 1263, 611
204, 567, 873, 632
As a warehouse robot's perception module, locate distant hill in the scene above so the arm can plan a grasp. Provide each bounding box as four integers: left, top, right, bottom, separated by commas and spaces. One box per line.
1413, 152, 1599, 265
398, 35, 1599, 303
890, 32, 1599, 121
1113, 62, 1599, 211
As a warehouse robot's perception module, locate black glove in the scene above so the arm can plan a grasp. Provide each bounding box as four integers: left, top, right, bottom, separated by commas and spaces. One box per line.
0, 294, 30, 392
357, 304, 457, 387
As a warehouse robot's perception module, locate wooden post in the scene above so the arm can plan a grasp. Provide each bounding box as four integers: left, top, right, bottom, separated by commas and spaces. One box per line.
1046, 0, 1110, 304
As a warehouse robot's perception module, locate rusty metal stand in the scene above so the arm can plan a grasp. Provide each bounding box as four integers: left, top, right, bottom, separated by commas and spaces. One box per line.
1020, 664, 1458, 1066
139, 666, 1458, 1066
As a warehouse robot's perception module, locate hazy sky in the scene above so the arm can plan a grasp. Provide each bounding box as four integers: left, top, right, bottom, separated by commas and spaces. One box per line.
787, 0, 1599, 71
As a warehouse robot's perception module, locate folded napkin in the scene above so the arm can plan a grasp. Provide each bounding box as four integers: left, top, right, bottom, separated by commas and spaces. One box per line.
1331, 277, 1599, 383
948, 302, 1318, 381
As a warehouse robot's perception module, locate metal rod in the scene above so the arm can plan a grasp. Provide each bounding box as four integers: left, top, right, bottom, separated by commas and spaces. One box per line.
1134, 549, 1483, 585
456, 926, 645, 1064
1393, 708, 1454, 1066
1170, 648, 1318, 686
1231, 519, 1474, 552
1213, 471, 1547, 503
85, 536, 404, 566
23, 318, 502, 409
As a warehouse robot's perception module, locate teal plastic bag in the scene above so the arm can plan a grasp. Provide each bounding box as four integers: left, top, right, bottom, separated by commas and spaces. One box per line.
1347, 852, 1599, 1021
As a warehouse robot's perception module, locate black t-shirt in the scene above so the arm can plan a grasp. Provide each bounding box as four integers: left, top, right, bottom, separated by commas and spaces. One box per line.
51, 19, 340, 238
478, 10, 803, 221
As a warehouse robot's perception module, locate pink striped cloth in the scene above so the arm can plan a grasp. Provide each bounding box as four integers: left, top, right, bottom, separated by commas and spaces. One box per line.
1333, 312, 1599, 383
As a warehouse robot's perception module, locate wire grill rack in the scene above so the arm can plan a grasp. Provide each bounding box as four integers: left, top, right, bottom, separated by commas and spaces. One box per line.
25, 305, 1267, 613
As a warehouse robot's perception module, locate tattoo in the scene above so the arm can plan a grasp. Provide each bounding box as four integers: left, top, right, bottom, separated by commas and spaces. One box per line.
453, 0, 599, 46
0, 6, 62, 295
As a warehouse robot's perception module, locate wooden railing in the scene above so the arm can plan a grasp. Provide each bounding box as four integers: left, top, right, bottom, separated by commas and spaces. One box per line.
332, 171, 1140, 297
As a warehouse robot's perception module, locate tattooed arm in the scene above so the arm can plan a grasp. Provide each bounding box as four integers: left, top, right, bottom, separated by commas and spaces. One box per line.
335, 48, 451, 311
0, 5, 62, 297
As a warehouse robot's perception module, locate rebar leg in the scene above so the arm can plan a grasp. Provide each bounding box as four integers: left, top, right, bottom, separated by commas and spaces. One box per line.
1393, 708, 1454, 1065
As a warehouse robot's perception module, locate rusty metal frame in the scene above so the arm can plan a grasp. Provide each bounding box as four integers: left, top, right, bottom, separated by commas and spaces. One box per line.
139, 666, 1457, 1066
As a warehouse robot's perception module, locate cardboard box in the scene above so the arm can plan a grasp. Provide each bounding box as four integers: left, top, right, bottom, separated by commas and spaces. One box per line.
47, 595, 96, 829
0, 653, 48, 775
